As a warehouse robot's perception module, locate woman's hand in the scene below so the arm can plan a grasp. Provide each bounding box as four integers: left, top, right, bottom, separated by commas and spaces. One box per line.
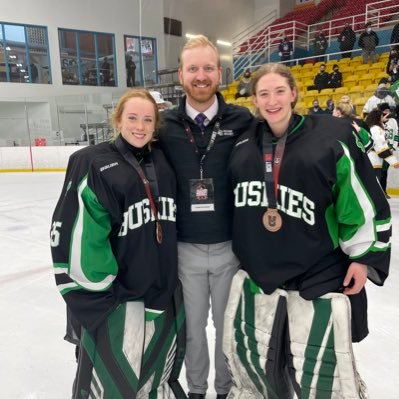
342, 262, 368, 295
351, 121, 360, 133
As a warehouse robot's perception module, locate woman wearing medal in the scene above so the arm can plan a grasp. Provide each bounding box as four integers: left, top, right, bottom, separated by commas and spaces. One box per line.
224, 64, 391, 398
50, 89, 186, 398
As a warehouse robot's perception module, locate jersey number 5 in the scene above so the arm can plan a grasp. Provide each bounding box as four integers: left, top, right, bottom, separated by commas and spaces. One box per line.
50, 221, 62, 247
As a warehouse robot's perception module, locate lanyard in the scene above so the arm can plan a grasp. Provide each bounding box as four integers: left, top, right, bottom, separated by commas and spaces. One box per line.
114, 136, 162, 243
183, 119, 221, 179
261, 122, 288, 209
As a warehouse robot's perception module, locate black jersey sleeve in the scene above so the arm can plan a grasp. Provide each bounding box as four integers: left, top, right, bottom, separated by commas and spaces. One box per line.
50, 150, 120, 331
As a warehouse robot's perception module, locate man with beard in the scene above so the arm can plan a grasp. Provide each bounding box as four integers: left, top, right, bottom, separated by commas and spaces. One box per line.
158, 35, 253, 399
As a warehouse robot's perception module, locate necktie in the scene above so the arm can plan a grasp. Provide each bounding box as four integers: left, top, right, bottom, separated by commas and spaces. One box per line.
195, 113, 207, 131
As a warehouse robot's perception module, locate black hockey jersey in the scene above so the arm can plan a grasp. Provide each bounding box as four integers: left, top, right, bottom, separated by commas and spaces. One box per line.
230, 115, 391, 299
50, 136, 178, 331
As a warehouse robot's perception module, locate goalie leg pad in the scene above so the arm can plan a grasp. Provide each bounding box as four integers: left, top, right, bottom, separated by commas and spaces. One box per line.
223, 270, 368, 399
73, 284, 186, 399
223, 270, 293, 399
286, 291, 368, 399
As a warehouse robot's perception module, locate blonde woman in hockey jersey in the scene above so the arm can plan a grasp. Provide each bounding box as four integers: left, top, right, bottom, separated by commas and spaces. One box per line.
224, 63, 391, 399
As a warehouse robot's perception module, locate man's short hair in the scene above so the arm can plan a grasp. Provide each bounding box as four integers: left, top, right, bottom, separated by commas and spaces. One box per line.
179, 34, 220, 68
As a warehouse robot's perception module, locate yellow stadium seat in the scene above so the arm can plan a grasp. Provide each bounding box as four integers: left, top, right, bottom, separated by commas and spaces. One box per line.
358, 73, 374, 87
349, 59, 362, 69
332, 87, 349, 102
318, 88, 334, 104
353, 97, 367, 108
302, 63, 314, 70
337, 57, 351, 66
305, 89, 319, 97
295, 101, 308, 114
364, 83, 376, 98
303, 96, 316, 108
356, 64, 370, 73
370, 62, 385, 72
290, 64, 302, 72
343, 75, 359, 89
375, 72, 389, 83
339, 65, 352, 80
348, 85, 365, 97
303, 79, 314, 88
352, 55, 363, 63
301, 70, 316, 80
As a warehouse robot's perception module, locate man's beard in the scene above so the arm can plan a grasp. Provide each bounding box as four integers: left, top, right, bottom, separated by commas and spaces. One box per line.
182, 80, 219, 104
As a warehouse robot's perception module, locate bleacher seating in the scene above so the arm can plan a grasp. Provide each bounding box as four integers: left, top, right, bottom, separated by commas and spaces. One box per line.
221, 51, 394, 116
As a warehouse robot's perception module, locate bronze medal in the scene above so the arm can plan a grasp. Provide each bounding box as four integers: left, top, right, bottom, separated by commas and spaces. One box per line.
156, 221, 163, 244
263, 208, 282, 232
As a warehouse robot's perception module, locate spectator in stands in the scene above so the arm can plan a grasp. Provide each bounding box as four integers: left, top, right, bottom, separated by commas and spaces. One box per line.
390, 22, 399, 51
309, 99, 325, 115
337, 23, 356, 59
327, 64, 342, 88
378, 103, 399, 198
313, 30, 328, 62
363, 80, 396, 116
386, 49, 399, 84
278, 33, 293, 65
324, 99, 335, 114
358, 22, 379, 64
235, 69, 252, 99
307, 63, 329, 92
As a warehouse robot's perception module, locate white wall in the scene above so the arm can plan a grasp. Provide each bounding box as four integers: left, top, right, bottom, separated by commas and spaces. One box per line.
0, 146, 81, 171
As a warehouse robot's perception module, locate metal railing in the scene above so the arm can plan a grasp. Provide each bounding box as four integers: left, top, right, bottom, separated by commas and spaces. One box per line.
234, 0, 399, 78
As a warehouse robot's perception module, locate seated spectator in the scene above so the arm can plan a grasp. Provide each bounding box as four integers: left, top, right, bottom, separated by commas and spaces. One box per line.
358, 22, 379, 64
313, 30, 328, 62
337, 23, 356, 59
328, 64, 342, 88
235, 70, 252, 99
324, 99, 335, 114
386, 49, 399, 84
278, 33, 293, 65
309, 99, 325, 115
307, 63, 330, 92
363, 80, 396, 116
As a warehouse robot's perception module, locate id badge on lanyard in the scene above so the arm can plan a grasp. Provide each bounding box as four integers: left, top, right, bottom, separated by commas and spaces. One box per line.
184, 119, 220, 212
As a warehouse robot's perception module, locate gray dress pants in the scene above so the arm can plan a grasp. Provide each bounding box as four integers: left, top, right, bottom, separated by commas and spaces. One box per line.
178, 241, 239, 395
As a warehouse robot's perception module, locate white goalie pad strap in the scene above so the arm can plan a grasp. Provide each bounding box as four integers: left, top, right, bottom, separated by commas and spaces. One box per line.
286, 291, 369, 399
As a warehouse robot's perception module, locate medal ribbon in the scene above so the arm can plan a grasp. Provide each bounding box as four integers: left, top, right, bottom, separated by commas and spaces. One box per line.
262, 122, 288, 209
183, 119, 220, 179
114, 136, 161, 238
